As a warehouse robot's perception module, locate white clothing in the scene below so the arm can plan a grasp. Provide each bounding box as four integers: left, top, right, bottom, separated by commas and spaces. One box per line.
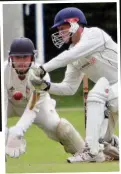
5, 61, 85, 152
41, 27, 118, 154
42, 27, 117, 95
4, 61, 60, 140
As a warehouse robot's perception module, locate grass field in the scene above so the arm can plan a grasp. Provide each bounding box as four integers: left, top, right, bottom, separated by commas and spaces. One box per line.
6, 109, 119, 173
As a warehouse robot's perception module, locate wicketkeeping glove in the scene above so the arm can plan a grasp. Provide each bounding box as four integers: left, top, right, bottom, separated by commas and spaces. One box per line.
99, 136, 119, 160
110, 135, 119, 149
6, 126, 26, 158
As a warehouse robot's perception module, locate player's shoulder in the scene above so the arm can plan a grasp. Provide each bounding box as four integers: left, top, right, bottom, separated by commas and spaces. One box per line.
84, 27, 103, 37
85, 27, 111, 39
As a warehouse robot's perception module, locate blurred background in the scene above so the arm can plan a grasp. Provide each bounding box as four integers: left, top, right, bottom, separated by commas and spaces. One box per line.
3, 2, 117, 108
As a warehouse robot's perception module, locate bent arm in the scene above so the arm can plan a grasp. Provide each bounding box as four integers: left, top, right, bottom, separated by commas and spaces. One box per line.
43, 28, 104, 72
49, 64, 84, 95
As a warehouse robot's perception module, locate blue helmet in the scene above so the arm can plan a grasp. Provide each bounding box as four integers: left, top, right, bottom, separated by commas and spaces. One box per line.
51, 7, 87, 29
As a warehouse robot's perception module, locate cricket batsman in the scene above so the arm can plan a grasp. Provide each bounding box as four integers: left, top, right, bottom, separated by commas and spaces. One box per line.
30, 7, 119, 162
5, 37, 86, 159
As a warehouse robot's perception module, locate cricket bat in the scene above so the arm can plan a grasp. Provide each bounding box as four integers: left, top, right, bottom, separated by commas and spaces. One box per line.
83, 75, 89, 128
29, 90, 40, 110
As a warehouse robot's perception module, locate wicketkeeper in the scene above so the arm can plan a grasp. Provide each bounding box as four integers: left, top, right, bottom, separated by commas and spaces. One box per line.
5, 37, 85, 159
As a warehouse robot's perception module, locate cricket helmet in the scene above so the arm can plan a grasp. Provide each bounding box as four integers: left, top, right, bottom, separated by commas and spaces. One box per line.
51, 7, 87, 48
8, 37, 37, 77
51, 7, 87, 29
9, 37, 37, 57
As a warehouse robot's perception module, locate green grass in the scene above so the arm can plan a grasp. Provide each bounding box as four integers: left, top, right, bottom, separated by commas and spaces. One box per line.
6, 110, 119, 173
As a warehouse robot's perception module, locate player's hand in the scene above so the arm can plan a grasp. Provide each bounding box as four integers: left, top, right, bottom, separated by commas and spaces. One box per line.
32, 65, 46, 79
29, 69, 43, 91
110, 135, 119, 149
6, 126, 26, 158
39, 80, 51, 91
29, 69, 50, 91
103, 142, 119, 160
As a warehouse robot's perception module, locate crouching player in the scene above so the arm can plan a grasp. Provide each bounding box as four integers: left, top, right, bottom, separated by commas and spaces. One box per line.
5, 37, 85, 158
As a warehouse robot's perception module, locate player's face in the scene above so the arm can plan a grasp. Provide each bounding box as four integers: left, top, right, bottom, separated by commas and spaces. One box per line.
11, 56, 32, 73
57, 24, 70, 43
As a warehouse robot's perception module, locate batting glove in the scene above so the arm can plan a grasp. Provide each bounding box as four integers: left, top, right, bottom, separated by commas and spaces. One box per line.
6, 126, 26, 158
39, 80, 51, 91
29, 69, 50, 91
32, 65, 46, 79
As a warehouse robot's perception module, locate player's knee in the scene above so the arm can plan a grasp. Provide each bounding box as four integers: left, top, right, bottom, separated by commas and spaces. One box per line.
87, 77, 110, 104
42, 122, 60, 141
56, 118, 85, 154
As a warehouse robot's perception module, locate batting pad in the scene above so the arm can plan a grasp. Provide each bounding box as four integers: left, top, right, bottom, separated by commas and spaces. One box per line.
86, 77, 110, 155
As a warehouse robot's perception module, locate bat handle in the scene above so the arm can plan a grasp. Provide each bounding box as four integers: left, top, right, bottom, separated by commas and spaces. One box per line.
29, 90, 40, 110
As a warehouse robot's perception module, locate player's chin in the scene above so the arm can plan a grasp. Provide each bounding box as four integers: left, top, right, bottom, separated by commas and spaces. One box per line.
18, 69, 28, 75
62, 37, 69, 43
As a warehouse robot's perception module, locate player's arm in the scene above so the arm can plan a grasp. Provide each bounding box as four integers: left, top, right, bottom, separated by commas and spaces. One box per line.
4, 63, 26, 158
30, 64, 84, 95
15, 92, 39, 132
6, 91, 39, 158
32, 28, 105, 79
42, 28, 104, 73
49, 64, 84, 95
5, 77, 41, 158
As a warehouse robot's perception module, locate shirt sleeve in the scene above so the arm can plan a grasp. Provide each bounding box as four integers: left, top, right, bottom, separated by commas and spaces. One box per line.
43, 27, 105, 72
15, 71, 49, 132
16, 92, 38, 133
49, 64, 84, 95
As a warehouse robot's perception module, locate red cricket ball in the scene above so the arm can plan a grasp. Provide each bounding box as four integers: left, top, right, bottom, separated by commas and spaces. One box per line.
13, 91, 23, 100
